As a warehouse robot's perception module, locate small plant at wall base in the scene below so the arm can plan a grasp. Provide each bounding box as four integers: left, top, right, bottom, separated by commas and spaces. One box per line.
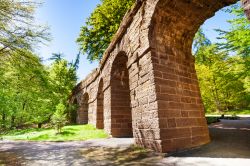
51, 103, 67, 134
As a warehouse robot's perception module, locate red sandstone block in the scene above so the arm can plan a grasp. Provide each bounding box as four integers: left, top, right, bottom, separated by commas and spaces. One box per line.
160, 86, 176, 94
192, 135, 210, 146
112, 124, 121, 128
179, 77, 192, 84
181, 97, 192, 103
153, 64, 175, 74
183, 103, 203, 110
189, 111, 201, 117
175, 118, 198, 127
155, 78, 177, 87
158, 94, 181, 102
191, 127, 209, 137
158, 101, 183, 109
158, 109, 181, 118
196, 98, 203, 104
190, 84, 199, 91
181, 111, 189, 117
196, 118, 207, 126
167, 118, 176, 128
169, 102, 183, 109
182, 90, 192, 96
159, 119, 168, 128
172, 137, 192, 149
161, 128, 191, 139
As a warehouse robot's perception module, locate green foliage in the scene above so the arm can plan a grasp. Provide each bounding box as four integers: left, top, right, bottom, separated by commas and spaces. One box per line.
0, 50, 79, 130
195, 45, 248, 112
77, 0, 135, 61
1, 125, 108, 141
205, 117, 220, 124
217, 4, 250, 102
0, 0, 50, 56
194, 5, 250, 113
193, 29, 212, 55
217, 5, 250, 59
51, 103, 67, 134
0, 50, 50, 129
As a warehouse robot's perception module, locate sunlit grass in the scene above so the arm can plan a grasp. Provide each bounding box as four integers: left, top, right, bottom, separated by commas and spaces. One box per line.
206, 109, 250, 115
1, 125, 108, 141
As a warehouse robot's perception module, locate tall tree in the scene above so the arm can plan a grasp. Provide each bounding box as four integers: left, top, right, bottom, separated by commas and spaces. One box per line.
217, 4, 250, 107
0, 0, 50, 56
77, 0, 135, 61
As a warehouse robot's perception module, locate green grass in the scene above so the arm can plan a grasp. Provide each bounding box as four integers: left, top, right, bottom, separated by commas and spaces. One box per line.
0, 125, 109, 141
206, 117, 220, 124
206, 109, 250, 115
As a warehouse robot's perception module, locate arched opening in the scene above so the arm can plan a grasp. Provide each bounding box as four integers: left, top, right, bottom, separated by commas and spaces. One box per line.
77, 93, 89, 124
70, 98, 78, 124
96, 79, 104, 129
150, 0, 239, 152
110, 53, 133, 137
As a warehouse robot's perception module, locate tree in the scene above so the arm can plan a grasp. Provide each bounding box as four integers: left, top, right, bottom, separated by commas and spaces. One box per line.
0, 50, 50, 128
193, 28, 212, 55
0, 51, 79, 130
51, 103, 67, 134
195, 44, 248, 113
0, 0, 50, 56
77, 0, 135, 61
216, 4, 250, 108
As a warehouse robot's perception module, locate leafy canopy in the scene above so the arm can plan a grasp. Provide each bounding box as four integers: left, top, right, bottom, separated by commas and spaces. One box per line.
0, 0, 50, 56
193, 4, 250, 113
77, 0, 135, 61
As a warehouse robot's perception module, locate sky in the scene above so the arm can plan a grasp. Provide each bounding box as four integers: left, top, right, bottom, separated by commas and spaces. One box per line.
34, 0, 235, 82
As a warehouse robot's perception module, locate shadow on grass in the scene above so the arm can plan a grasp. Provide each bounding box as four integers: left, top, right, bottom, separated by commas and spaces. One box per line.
58, 131, 75, 136
3, 128, 49, 136
30, 134, 50, 140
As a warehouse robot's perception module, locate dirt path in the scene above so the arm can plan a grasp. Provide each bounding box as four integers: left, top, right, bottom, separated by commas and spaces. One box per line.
1, 119, 250, 166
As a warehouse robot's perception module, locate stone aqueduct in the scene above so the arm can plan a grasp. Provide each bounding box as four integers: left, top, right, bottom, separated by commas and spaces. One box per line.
71, 0, 250, 152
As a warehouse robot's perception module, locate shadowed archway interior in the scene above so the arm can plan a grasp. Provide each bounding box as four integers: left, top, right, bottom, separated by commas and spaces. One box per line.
77, 93, 89, 124
97, 79, 104, 129
110, 53, 133, 137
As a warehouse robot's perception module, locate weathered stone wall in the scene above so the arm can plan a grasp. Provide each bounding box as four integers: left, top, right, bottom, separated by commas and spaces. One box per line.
149, 0, 239, 152
71, 0, 240, 152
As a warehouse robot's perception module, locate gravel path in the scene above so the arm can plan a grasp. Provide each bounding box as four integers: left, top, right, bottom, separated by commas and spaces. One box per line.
0, 119, 250, 166
0, 138, 134, 166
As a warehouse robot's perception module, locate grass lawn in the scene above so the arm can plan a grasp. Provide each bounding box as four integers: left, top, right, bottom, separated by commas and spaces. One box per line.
0, 125, 109, 141
206, 109, 250, 116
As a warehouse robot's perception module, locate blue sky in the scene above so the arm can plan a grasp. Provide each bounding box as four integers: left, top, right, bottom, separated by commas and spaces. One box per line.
35, 0, 235, 82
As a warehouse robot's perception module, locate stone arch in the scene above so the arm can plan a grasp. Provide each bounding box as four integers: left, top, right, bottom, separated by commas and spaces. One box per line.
96, 79, 104, 129
71, 0, 249, 153
149, 0, 238, 152
151, 0, 238, 56
77, 93, 89, 124
110, 52, 133, 137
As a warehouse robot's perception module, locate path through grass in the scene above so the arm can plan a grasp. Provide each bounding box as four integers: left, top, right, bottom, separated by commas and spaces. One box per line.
1, 125, 108, 141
